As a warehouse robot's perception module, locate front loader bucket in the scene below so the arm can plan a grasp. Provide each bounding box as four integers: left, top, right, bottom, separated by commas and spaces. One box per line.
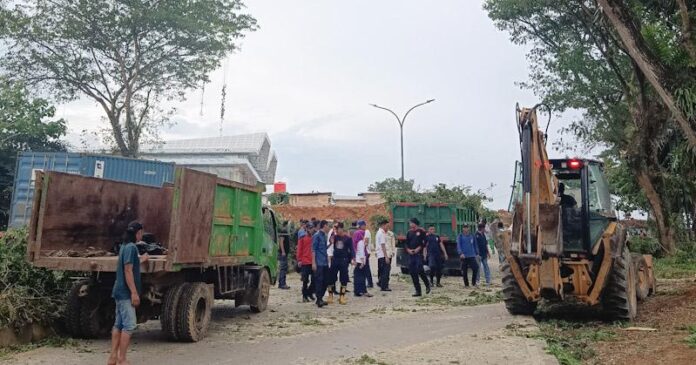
538, 203, 562, 256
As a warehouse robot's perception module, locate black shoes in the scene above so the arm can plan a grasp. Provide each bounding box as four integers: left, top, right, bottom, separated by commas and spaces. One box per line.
381, 288, 392, 292
412, 293, 422, 297
426, 286, 431, 294
302, 296, 310, 303
279, 285, 291, 290
316, 300, 327, 308
436, 283, 443, 288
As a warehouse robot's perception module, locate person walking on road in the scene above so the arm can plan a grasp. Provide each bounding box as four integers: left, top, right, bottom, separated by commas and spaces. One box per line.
353, 228, 373, 297
330, 222, 355, 304
475, 223, 492, 286
109, 221, 149, 365
297, 222, 316, 302
375, 219, 392, 291
426, 225, 448, 288
405, 218, 431, 297
457, 225, 479, 287
312, 220, 331, 308
277, 221, 291, 290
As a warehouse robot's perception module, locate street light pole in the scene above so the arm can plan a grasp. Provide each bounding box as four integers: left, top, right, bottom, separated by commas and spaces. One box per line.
370, 99, 435, 181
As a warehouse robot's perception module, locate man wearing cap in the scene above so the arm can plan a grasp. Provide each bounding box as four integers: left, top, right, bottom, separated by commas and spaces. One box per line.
405, 218, 431, 296
109, 221, 149, 365
312, 220, 331, 307
375, 219, 392, 291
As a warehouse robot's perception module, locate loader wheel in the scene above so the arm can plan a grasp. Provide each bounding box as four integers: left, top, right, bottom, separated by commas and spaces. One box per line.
631, 254, 650, 301
176, 282, 213, 342
65, 279, 89, 338
602, 249, 637, 321
250, 269, 271, 313
500, 260, 537, 315
160, 282, 189, 341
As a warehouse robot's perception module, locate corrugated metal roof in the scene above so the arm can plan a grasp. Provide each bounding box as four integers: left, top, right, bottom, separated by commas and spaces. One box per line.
143, 155, 261, 182
141, 133, 270, 154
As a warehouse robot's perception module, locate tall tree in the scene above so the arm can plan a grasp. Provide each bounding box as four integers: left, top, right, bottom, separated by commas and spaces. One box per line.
0, 0, 257, 157
0, 78, 67, 229
485, 0, 695, 253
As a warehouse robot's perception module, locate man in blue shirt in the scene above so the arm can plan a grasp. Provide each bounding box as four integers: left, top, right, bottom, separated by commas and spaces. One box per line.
456, 225, 479, 287
109, 221, 149, 365
312, 220, 331, 307
426, 225, 448, 287
475, 223, 492, 285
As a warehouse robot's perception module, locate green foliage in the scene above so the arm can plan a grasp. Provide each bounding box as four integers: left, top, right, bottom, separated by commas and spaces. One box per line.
368, 178, 494, 218
528, 320, 617, 365
685, 325, 696, 348
0, 228, 73, 331
0, 0, 257, 156
267, 192, 289, 206
654, 246, 696, 279
0, 79, 67, 229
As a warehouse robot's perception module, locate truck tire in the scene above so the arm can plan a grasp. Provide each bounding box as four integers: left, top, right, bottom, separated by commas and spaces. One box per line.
65, 279, 89, 337
161, 282, 189, 341
602, 249, 638, 321
250, 269, 270, 313
631, 254, 650, 301
500, 260, 537, 315
80, 292, 113, 338
176, 282, 213, 342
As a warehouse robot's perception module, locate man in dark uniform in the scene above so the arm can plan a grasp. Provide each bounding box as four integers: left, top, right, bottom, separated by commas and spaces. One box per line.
405, 218, 431, 297
425, 225, 448, 287
329, 222, 354, 305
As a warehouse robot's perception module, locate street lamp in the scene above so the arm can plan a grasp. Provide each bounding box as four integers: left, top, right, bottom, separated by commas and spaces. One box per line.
370, 99, 435, 181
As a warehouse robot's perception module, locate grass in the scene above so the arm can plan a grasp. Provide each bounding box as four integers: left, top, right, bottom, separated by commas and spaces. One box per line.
0, 336, 81, 360
654, 256, 696, 279
509, 319, 618, 365
684, 325, 696, 348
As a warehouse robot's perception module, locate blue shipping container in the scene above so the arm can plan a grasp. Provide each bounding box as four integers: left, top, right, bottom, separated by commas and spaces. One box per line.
9, 152, 175, 228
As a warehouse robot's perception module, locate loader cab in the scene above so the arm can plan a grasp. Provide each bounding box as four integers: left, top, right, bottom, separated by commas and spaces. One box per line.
550, 159, 615, 254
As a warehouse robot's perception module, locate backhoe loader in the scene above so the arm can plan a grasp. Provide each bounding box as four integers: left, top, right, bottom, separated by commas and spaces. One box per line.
502, 105, 656, 320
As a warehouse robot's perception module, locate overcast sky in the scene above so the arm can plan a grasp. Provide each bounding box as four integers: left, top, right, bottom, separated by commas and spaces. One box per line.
58, 1, 577, 210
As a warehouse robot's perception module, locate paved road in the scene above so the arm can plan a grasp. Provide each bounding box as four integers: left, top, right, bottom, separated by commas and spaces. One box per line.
10, 303, 555, 365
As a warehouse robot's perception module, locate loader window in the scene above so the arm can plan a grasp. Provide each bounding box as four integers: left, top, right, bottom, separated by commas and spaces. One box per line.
557, 175, 583, 251
587, 164, 613, 213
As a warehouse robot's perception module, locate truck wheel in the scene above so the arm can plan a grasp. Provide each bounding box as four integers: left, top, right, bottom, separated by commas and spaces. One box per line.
631, 254, 650, 301
250, 269, 270, 313
176, 282, 213, 342
65, 279, 89, 338
500, 260, 537, 315
602, 249, 638, 321
161, 282, 189, 341
80, 293, 113, 338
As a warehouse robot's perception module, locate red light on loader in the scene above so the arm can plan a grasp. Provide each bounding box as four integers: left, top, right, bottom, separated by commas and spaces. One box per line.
568, 159, 583, 169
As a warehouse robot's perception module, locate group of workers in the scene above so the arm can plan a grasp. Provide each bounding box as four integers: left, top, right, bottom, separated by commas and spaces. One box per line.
283, 217, 506, 307
292, 218, 395, 307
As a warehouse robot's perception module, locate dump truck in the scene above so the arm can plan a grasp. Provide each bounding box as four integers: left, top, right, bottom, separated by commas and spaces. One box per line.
27, 167, 279, 341
503, 105, 655, 320
391, 203, 478, 275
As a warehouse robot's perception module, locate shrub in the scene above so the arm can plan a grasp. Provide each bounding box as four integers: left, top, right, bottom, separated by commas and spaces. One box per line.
0, 228, 72, 331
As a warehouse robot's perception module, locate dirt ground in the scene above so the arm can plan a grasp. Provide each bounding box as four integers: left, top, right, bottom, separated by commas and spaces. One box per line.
4, 258, 557, 365
592, 278, 696, 365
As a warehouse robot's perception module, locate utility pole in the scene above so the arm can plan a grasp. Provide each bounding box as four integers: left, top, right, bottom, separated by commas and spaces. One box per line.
370, 99, 435, 181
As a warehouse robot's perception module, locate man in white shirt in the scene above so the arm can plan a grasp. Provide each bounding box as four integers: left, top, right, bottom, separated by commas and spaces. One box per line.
356, 220, 374, 289
375, 219, 392, 291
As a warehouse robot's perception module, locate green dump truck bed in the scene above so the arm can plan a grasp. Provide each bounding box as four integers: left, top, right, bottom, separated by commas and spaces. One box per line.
28, 167, 278, 277
391, 203, 478, 274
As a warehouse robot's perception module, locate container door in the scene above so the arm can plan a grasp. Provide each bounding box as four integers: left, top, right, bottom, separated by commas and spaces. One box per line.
233, 189, 259, 257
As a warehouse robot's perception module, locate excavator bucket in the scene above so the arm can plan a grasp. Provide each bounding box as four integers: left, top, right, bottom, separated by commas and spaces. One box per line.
538, 203, 562, 256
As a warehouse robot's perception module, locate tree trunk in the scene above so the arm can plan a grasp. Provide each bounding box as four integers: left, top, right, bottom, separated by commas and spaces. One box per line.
598, 0, 696, 150
635, 169, 676, 254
